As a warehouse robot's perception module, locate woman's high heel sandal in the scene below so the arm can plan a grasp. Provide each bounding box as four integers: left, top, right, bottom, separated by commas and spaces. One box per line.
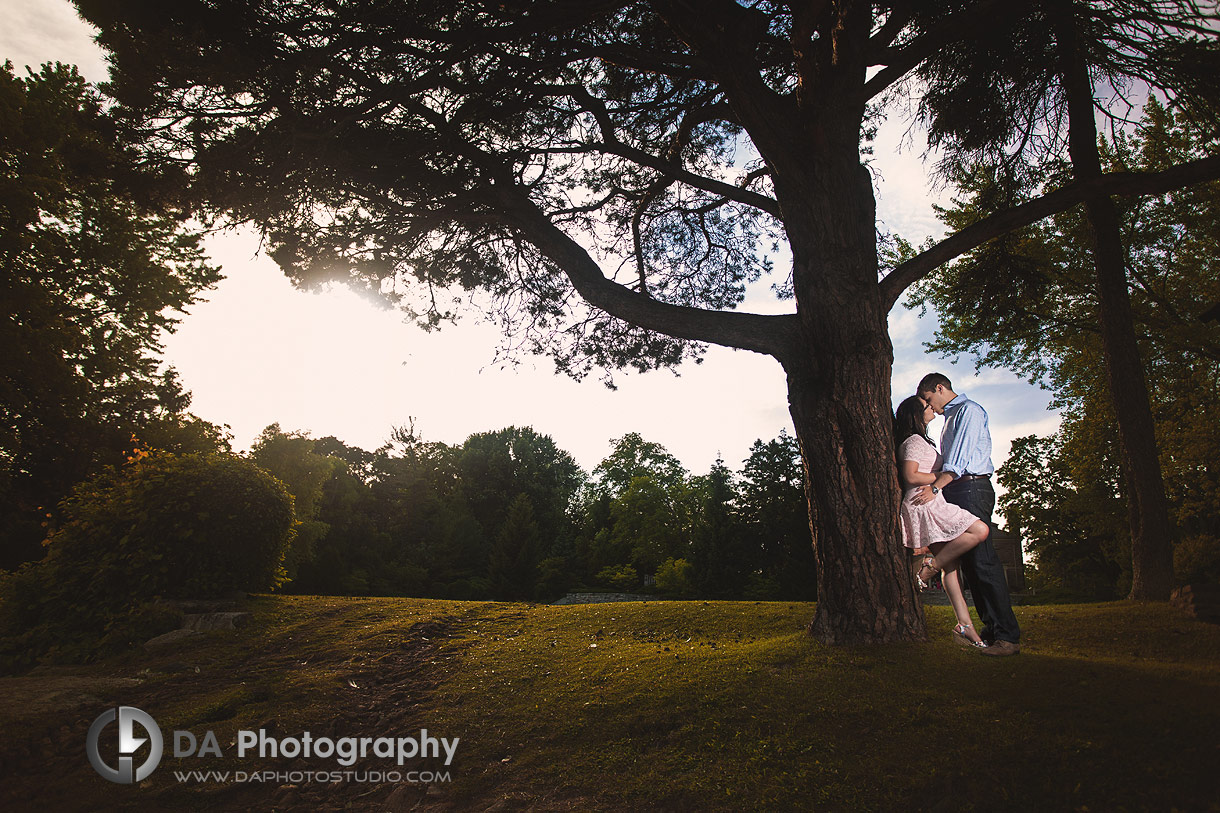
953, 622, 989, 649
915, 557, 940, 590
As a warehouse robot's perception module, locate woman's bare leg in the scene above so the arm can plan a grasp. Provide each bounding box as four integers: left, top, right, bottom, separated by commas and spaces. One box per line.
926, 520, 988, 572
940, 565, 983, 644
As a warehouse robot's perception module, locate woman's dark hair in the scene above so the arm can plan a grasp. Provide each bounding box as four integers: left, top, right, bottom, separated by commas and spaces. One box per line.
893, 395, 932, 462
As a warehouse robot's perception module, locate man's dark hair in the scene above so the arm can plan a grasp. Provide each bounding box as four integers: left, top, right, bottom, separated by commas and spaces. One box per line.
917, 372, 952, 394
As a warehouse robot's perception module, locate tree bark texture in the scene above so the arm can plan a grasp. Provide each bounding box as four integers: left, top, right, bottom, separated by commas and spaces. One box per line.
1085, 196, 1175, 600
1055, 0, 1175, 600
781, 156, 927, 645
786, 344, 928, 645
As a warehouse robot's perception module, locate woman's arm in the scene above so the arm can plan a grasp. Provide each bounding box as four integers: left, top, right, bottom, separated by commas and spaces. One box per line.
900, 459, 936, 489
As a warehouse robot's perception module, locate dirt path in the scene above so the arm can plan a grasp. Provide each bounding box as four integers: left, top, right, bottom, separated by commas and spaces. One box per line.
0, 601, 473, 812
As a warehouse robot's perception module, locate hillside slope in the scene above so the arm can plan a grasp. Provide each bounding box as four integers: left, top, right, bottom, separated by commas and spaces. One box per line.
1, 596, 1217, 811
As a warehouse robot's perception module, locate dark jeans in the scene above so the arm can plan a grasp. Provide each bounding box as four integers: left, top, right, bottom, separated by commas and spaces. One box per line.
942, 478, 1020, 644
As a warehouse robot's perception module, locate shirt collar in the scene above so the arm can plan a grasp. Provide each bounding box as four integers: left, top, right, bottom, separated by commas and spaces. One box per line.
944, 394, 969, 412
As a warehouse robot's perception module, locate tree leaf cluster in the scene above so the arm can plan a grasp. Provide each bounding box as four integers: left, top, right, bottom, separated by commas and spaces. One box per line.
912, 0, 1220, 174
1, 62, 226, 567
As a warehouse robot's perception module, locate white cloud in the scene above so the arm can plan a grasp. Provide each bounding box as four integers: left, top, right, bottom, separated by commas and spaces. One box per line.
871, 111, 952, 245
0, 0, 108, 82
887, 306, 925, 350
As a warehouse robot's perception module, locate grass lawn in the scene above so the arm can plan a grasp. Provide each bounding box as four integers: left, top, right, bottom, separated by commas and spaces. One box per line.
1, 596, 1216, 811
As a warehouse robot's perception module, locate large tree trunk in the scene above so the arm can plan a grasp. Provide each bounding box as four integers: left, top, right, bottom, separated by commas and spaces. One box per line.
1056, 1, 1175, 600
785, 337, 927, 645
782, 155, 927, 644
1085, 196, 1175, 600
650, 0, 926, 643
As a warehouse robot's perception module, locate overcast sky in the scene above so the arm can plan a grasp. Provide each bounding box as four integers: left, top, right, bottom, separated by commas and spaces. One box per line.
3, 0, 1059, 478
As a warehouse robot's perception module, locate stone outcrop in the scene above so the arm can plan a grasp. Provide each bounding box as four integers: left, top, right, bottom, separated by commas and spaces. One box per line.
182, 611, 251, 631
1170, 584, 1220, 624
143, 594, 250, 648
143, 628, 199, 649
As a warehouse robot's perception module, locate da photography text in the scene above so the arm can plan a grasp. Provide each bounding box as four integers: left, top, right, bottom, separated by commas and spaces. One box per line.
179, 727, 460, 766
86, 706, 460, 785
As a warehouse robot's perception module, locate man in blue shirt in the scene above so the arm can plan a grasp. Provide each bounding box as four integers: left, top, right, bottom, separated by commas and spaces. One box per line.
916, 373, 1021, 656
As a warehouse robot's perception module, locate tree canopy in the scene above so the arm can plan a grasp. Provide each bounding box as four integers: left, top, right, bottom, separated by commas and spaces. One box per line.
76, 0, 1220, 642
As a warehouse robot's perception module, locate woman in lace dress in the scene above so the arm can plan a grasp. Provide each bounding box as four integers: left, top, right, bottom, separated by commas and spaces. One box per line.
894, 395, 991, 648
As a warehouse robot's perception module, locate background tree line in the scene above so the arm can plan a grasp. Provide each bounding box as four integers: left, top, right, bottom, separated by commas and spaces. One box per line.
248, 423, 815, 603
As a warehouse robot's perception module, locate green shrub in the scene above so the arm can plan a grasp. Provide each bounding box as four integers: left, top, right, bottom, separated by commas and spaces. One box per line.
654, 557, 692, 597
534, 556, 572, 601
596, 564, 639, 592
742, 572, 781, 600
0, 452, 295, 671
47, 452, 296, 598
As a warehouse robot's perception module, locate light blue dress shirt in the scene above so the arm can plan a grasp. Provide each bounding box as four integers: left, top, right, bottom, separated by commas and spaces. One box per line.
940, 394, 994, 478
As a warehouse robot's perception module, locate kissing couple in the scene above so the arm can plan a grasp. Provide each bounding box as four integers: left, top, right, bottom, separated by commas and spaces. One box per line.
893, 373, 1021, 656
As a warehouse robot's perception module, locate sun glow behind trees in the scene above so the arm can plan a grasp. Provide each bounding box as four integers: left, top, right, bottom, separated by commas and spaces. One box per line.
0, 0, 1059, 480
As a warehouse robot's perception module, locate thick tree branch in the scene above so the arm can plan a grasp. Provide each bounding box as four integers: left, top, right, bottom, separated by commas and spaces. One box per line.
493, 186, 799, 360
601, 140, 781, 217
651, 0, 804, 172
585, 43, 712, 79
790, 0, 831, 96
869, 2, 913, 52
880, 154, 1220, 308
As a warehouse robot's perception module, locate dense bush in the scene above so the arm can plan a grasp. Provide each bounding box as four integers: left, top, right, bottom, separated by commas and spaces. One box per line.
654, 557, 693, 597
1174, 535, 1220, 587
48, 452, 296, 598
596, 564, 640, 592
0, 453, 295, 671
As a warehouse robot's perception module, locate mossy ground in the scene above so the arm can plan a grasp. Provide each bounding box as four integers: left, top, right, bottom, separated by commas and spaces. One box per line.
1, 596, 1216, 811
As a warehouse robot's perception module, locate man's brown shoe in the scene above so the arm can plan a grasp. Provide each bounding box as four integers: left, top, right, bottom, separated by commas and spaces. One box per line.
979, 640, 1020, 656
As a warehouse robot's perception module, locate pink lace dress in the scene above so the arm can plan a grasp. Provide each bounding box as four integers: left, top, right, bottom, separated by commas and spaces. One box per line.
898, 435, 979, 548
